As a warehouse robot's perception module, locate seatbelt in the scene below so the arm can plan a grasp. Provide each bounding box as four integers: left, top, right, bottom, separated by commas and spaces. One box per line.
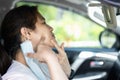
20, 40, 50, 80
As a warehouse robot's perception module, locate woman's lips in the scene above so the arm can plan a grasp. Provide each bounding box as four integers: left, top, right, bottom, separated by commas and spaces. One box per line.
52, 33, 55, 38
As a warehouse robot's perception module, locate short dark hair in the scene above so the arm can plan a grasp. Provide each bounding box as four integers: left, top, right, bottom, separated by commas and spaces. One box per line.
1, 5, 40, 59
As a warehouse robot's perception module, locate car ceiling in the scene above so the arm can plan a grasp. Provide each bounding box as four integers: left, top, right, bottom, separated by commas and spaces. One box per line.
0, 0, 120, 35
0, 0, 97, 26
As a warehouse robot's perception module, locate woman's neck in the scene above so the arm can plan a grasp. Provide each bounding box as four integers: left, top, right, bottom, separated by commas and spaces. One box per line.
15, 50, 27, 66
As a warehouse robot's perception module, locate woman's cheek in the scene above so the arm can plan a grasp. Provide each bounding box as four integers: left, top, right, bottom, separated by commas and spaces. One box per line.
32, 35, 41, 49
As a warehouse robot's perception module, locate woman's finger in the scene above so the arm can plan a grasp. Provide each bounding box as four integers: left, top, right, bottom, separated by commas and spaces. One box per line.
51, 40, 61, 51
60, 42, 64, 50
27, 53, 36, 59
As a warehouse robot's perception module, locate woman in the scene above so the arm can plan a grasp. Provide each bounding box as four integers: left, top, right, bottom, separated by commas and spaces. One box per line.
1, 5, 71, 80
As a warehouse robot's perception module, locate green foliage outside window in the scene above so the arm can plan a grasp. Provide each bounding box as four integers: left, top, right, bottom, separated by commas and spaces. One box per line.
16, 2, 104, 47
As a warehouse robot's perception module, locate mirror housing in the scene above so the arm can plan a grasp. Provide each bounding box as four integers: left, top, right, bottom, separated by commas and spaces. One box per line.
99, 29, 117, 48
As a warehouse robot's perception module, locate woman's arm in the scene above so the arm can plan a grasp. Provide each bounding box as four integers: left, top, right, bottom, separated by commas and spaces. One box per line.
51, 40, 71, 77
46, 55, 68, 80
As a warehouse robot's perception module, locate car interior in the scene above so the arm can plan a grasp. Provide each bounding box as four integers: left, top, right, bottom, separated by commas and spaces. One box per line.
0, 0, 120, 80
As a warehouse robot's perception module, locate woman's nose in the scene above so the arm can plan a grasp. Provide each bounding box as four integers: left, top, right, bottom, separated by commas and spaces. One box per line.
49, 25, 53, 31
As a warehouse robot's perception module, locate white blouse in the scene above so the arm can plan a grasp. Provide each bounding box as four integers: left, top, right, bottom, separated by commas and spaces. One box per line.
2, 60, 38, 80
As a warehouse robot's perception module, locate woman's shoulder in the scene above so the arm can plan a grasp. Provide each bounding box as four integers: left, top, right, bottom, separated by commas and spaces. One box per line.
2, 73, 37, 80
2, 60, 38, 80
5, 60, 32, 74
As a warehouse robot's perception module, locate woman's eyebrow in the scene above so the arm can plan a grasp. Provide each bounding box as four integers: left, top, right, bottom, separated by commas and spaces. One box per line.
38, 14, 45, 21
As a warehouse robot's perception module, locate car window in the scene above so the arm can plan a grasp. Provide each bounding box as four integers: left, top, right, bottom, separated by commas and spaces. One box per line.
16, 1, 104, 48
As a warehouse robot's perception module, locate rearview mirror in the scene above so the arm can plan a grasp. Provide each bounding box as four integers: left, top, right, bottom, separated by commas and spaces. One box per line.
99, 29, 117, 48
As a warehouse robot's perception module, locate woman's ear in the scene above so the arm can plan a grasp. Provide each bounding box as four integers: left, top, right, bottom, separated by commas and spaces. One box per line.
20, 27, 31, 40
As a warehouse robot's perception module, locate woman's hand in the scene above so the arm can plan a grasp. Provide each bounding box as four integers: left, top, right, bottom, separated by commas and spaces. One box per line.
51, 40, 71, 77
27, 44, 68, 80
27, 44, 57, 63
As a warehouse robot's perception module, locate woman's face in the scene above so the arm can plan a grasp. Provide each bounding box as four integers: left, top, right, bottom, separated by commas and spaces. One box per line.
30, 16, 57, 50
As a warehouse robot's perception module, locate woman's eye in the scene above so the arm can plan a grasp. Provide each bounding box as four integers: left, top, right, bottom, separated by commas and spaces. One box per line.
42, 22, 46, 24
